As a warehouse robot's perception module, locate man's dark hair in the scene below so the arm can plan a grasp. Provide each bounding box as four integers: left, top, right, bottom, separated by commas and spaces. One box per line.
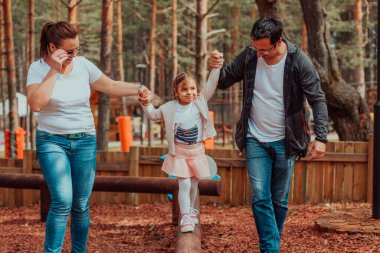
250, 17, 284, 45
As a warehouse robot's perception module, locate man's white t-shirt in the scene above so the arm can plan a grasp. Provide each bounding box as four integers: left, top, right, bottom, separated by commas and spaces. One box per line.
247, 53, 287, 142
26, 56, 102, 134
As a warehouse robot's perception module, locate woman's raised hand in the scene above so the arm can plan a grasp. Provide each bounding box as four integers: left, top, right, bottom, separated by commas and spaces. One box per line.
50, 49, 69, 72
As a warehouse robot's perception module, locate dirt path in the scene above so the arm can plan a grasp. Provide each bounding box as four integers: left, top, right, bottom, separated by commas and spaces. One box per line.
0, 203, 378, 252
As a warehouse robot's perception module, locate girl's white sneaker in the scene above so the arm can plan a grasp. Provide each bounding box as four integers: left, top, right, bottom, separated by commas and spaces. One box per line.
190, 207, 199, 225
180, 214, 195, 233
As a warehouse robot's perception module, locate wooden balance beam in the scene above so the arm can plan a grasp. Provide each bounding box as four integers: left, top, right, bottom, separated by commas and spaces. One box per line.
0, 173, 221, 223
175, 194, 202, 253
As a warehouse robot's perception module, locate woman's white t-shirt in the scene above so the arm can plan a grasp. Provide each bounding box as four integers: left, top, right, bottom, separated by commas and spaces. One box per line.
26, 56, 102, 134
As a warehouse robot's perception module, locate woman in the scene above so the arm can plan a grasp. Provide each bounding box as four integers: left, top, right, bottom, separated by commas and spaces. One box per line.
26, 21, 149, 253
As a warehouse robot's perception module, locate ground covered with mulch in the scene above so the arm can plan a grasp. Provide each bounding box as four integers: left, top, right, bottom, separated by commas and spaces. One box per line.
0, 202, 379, 252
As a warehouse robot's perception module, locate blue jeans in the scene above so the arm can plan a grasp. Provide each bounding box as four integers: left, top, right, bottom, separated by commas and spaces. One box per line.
246, 137, 295, 253
36, 131, 97, 253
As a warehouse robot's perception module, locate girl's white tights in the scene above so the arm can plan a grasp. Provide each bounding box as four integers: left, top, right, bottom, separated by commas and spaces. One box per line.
178, 177, 199, 215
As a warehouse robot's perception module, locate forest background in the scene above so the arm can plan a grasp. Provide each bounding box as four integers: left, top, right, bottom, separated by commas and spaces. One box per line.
0, 0, 378, 156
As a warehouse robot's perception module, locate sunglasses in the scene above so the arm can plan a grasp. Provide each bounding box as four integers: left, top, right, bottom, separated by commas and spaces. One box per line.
66, 47, 81, 55
251, 44, 276, 55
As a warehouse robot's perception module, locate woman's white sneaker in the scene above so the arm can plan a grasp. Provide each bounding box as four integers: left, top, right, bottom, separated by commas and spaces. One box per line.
180, 214, 195, 233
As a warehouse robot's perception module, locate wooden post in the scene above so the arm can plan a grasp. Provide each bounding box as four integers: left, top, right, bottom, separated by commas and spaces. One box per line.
40, 184, 50, 222
22, 150, 33, 206
172, 190, 179, 226
368, 134, 374, 203
175, 193, 201, 253
128, 146, 139, 204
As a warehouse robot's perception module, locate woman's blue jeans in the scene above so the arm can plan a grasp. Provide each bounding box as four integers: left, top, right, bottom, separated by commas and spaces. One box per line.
36, 131, 97, 253
246, 137, 295, 253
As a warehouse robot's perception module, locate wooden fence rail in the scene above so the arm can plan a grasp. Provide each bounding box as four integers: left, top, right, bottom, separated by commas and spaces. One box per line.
0, 138, 374, 207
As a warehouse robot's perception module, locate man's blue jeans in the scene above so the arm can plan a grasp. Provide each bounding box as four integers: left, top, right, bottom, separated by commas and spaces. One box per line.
36, 131, 97, 253
246, 137, 295, 253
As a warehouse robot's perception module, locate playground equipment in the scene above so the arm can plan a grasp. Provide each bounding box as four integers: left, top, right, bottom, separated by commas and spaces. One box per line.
0, 173, 221, 224
204, 111, 215, 149
117, 115, 133, 152
4, 127, 25, 158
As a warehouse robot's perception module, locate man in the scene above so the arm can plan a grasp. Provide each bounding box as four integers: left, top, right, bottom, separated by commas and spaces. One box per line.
208, 17, 328, 252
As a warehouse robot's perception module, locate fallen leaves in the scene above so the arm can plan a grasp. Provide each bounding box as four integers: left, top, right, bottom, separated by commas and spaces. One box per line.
0, 202, 378, 252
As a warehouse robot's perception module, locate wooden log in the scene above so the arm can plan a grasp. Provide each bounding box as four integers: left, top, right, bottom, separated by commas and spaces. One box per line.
40, 185, 50, 221
0, 174, 221, 196
175, 194, 201, 253
0, 173, 222, 223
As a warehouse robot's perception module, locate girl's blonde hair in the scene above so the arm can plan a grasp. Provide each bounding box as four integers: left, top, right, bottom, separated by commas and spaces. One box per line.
172, 72, 200, 100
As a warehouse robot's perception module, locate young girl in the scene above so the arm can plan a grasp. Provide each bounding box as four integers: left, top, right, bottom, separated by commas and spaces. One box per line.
140, 68, 220, 232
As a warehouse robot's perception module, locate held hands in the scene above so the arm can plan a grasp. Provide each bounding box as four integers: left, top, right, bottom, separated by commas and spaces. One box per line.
138, 85, 152, 106
50, 49, 69, 72
207, 49, 224, 69
307, 140, 326, 160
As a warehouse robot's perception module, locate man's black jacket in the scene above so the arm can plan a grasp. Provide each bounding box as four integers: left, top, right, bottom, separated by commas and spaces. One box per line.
217, 40, 328, 158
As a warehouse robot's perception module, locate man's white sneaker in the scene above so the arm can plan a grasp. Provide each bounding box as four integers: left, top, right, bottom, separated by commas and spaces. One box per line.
180, 214, 195, 233
190, 207, 199, 225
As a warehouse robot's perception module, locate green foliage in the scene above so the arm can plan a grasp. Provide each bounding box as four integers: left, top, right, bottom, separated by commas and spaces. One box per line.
4, 0, 378, 96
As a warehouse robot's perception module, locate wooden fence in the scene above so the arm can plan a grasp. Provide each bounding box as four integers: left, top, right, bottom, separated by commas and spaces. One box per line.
0, 137, 374, 207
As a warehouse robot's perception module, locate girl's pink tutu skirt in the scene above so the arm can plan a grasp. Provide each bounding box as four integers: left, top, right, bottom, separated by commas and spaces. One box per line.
162, 142, 211, 179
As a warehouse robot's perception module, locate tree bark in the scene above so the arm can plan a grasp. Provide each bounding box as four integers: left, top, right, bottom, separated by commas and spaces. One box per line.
97, 0, 113, 151
26, 0, 36, 149
195, 0, 207, 86
300, 0, 370, 141
60, 0, 81, 26
172, 0, 178, 81
147, 0, 156, 146
353, 0, 366, 98
230, 0, 240, 149
116, 0, 127, 116
256, 0, 280, 19
3, 0, 19, 157
0, 0, 6, 133
68, 0, 79, 26
301, 21, 307, 52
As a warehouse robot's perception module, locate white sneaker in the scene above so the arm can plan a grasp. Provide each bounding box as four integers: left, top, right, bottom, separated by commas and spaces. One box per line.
180, 214, 195, 233
190, 207, 199, 225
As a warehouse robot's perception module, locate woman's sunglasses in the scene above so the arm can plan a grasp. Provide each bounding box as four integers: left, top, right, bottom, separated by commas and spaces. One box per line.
66, 47, 81, 55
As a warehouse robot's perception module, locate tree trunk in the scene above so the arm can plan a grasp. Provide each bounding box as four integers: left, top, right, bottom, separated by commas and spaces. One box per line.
172, 0, 178, 81
67, 0, 80, 26
147, 0, 156, 147
27, 0, 36, 149
0, 0, 6, 133
301, 21, 307, 52
3, 0, 19, 157
230, 0, 240, 149
158, 21, 166, 100
51, 0, 56, 20
256, 0, 280, 19
353, 0, 366, 98
57, 0, 61, 20
195, 0, 207, 86
97, 0, 113, 151
116, 0, 127, 116
300, 0, 370, 141
280, 0, 285, 18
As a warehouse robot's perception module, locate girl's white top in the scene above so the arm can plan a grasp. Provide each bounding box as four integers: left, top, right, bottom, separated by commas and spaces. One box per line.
26, 56, 102, 134
143, 68, 220, 149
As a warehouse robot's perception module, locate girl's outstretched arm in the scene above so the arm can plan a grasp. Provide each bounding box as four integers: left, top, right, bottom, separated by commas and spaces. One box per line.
201, 68, 221, 101
142, 104, 163, 121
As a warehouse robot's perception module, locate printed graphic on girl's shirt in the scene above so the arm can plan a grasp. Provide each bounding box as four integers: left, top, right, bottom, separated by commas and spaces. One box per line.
175, 125, 198, 145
